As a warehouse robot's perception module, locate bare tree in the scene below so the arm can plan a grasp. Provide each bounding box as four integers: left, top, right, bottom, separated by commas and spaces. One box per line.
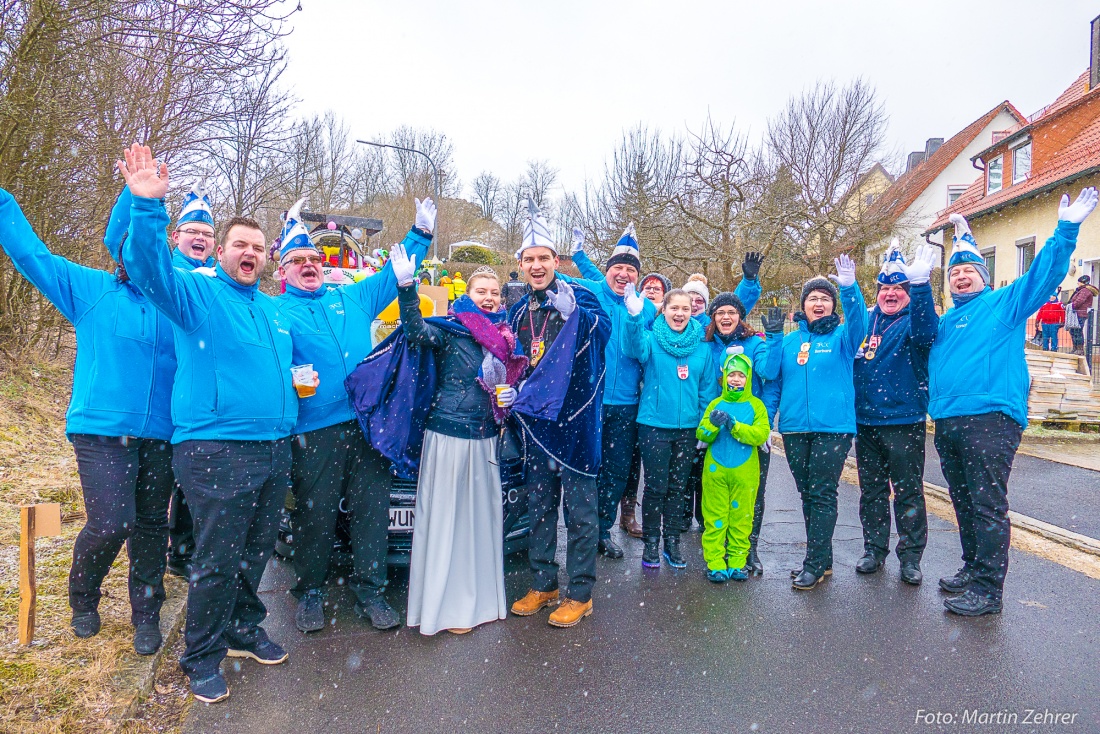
471, 171, 502, 220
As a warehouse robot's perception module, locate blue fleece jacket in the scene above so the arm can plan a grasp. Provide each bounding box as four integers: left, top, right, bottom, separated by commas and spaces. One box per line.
125, 195, 297, 442
562, 250, 656, 405
172, 248, 214, 270
277, 227, 432, 434
0, 188, 176, 440
623, 315, 719, 429
853, 282, 937, 426
760, 282, 867, 434
929, 221, 1081, 428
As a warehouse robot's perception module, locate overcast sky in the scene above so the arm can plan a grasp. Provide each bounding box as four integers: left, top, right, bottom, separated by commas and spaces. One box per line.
282, 0, 1099, 200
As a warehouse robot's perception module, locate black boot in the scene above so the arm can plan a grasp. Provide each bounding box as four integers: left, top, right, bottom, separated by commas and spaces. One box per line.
899, 561, 923, 586
938, 567, 973, 594
598, 538, 624, 559
943, 589, 1001, 616
746, 542, 763, 576
642, 540, 661, 568
662, 535, 686, 569
855, 552, 885, 575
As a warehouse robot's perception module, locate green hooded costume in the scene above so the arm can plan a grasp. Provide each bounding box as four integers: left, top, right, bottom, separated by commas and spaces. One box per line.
696, 351, 770, 572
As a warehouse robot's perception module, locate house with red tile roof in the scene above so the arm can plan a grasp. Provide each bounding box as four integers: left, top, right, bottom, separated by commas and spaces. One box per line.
925, 62, 1100, 311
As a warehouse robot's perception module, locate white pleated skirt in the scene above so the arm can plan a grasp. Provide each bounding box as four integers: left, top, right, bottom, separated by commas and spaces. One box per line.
406, 430, 507, 635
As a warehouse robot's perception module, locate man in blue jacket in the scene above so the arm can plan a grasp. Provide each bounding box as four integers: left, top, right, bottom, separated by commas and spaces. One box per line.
164, 183, 217, 579
852, 242, 939, 586
930, 189, 1097, 617
276, 197, 434, 633
0, 184, 176, 656
119, 144, 313, 703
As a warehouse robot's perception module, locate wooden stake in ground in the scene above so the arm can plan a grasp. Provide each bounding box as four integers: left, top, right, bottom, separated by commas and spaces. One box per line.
19, 502, 61, 645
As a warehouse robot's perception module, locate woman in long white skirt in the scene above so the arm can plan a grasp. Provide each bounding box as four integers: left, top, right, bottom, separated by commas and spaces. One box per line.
392, 260, 526, 635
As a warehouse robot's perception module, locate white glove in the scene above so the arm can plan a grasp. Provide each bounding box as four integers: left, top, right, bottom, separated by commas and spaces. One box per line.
696, 440, 708, 450
571, 226, 585, 256
496, 386, 517, 408
546, 279, 576, 320
901, 244, 940, 286
762, 438, 772, 454
829, 253, 857, 288
390, 243, 417, 286
415, 197, 437, 233
948, 212, 972, 241
623, 282, 645, 316
1058, 187, 1098, 225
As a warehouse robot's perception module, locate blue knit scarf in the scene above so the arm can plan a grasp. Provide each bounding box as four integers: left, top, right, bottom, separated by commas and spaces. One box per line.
653, 315, 702, 357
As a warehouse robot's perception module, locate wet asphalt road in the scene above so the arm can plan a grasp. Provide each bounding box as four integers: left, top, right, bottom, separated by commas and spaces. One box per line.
183, 454, 1100, 734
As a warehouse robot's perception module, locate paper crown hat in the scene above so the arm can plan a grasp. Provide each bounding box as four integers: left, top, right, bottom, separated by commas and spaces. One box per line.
278, 199, 318, 261
176, 182, 215, 229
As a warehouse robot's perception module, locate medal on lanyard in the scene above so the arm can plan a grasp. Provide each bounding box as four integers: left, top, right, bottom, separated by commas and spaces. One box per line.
677, 364, 689, 380
528, 305, 550, 367
865, 335, 881, 361
797, 341, 811, 366
530, 338, 545, 366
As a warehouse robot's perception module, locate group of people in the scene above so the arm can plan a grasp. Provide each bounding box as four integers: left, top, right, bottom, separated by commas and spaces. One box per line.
1, 137, 1097, 705
1034, 275, 1097, 353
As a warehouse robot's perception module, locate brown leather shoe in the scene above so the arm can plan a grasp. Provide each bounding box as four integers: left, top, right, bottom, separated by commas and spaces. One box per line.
510, 589, 559, 616
548, 598, 593, 628
620, 499, 643, 538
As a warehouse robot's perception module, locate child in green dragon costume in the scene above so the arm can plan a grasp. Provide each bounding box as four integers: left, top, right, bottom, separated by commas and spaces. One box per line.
696, 349, 770, 582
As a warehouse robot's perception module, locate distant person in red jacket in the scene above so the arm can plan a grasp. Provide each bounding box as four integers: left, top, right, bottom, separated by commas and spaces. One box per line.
1068, 275, 1099, 354
1035, 294, 1066, 351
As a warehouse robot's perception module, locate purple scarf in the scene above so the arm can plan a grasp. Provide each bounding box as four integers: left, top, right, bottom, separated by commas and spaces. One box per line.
451, 295, 528, 420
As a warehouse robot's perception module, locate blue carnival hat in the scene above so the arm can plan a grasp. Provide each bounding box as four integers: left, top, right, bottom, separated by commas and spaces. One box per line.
877, 239, 908, 285
606, 222, 642, 272
947, 213, 989, 284
176, 182, 215, 229
279, 198, 318, 261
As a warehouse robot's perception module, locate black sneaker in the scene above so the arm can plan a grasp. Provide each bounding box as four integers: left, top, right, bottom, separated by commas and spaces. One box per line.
597, 538, 624, 559
855, 553, 885, 574
938, 567, 973, 594
133, 622, 163, 655
226, 638, 288, 665
641, 540, 661, 568
295, 589, 325, 633
190, 672, 229, 704
662, 535, 687, 569
354, 596, 401, 630
943, 589, 1002, 617
71, 610, 101, 639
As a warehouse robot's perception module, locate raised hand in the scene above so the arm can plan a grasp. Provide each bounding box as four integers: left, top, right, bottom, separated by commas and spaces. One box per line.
571, 226, 585, 256
415, 197, 437, 233
761, 306, 785, 333
390, 243, 417, 286
829, 253, 857, 287
741, 250, 764, 281
116, 143, 168, 200
546, 278, 576, 320
1058, 187, 1098, 225
623, 282, 645, 316
902, 244, 940, 285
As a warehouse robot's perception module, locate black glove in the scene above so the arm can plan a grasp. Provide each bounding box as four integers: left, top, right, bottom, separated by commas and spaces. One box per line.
741, 250, 764, 281
761, 306, 785, 333
710, 409, 731, 428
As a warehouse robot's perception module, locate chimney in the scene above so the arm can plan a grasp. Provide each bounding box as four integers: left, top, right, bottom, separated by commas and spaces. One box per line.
1091, 14, 1100, 91
906, 151, 925, 172
924, 138, 944, 158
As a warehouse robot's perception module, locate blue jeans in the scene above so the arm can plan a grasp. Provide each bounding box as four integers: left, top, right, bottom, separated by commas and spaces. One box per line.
1041, 323, 1061, 351
69, 435, 174, 625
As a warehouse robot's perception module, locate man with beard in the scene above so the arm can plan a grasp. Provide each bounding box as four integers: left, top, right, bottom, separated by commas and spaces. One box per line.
852, 241, 939, 586
508, 202, 609, 628
275, 197, 434, 634
120, 144, 315, 703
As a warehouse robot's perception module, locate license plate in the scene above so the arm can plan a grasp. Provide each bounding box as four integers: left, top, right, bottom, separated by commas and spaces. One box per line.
389, 506, 414, 532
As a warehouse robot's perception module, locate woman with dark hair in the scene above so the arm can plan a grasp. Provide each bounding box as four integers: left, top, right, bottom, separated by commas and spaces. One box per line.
623, 286, 718, 569
391, 256, 528, 636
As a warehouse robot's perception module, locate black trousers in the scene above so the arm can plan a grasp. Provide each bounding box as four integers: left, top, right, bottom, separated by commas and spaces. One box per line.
638, 425, 696, 542
855, 422, 928, 563
69, 435, 174, 625
290, 421, 390, 602
596, 404, 639, 539
167, 484, 194, 566
934, 412, 1022, 600
621, 439, 643, 508
783, 432, 854, 576
173, 439, 291, 680
749, 449, 772, 548
526, 445, 598, 603
684, 446, 705, 528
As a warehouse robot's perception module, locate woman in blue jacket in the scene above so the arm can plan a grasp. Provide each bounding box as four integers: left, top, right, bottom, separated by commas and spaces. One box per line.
760, 255, 867, 590
623, 286, 718, 569
0, 186, 176, 655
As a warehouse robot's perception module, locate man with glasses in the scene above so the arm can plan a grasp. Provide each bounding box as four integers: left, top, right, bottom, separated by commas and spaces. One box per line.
275, 197, 435, 634
165, 183, 217, 579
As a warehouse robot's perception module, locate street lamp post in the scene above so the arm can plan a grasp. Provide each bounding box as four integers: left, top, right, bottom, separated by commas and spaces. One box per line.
355, 139, 442, 260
